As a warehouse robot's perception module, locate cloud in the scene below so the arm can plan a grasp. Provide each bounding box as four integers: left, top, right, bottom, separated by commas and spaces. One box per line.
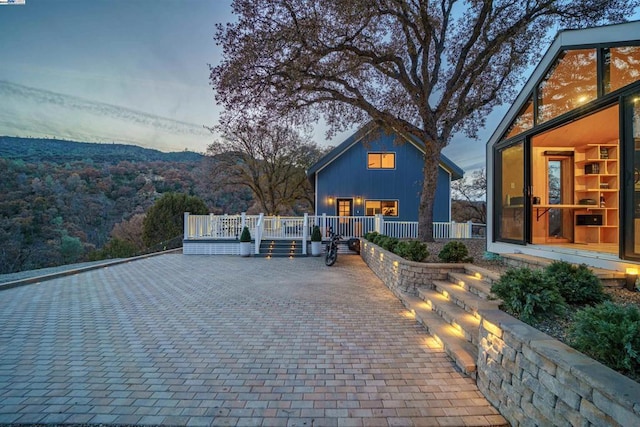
0, 80, 212, 152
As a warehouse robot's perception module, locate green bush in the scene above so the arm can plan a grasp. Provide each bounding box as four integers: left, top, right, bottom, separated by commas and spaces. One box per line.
142, 192, 208, 247
545, 261, 609, 305
378, 236, 400, 253
394, 240, 429, 262
438, 241, 472, 263
240, 226, 251, 242
87, 238, 139, 261
569, 302, 640, 377
311, 225, 322, 242
372, 233, 385, 245
364, 231, 379, 241
491, 267, 567, 324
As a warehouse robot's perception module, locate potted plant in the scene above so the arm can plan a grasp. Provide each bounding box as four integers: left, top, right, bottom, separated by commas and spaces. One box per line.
310, 225, 322, 257
239, 226, 252, 257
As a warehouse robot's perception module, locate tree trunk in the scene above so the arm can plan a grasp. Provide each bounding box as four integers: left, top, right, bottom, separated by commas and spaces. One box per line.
418, 146, 441, 242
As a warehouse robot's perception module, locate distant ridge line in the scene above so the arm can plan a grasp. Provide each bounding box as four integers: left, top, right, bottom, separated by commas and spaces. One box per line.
0, 136, 204, 163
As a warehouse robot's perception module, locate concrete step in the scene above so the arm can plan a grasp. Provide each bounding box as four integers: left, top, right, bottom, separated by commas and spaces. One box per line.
402, 294, 478, 378
259, 240, 304, 258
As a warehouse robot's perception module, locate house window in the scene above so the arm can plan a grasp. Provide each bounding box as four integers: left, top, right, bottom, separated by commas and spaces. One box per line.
604, 46, 640, 94
537, 49, 597, 124
368, 152, 395, 169
365, 200, 398, 216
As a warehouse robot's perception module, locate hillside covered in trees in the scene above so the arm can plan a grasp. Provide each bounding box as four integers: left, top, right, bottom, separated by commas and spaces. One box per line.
0, 137, 254, 274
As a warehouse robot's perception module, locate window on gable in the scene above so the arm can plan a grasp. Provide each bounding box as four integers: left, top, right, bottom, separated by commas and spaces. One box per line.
537, 49, 597, 124
504, 97, 534, 140
365, 200, 398, 216
368, 152, 395, 169
604, 46, 640, 94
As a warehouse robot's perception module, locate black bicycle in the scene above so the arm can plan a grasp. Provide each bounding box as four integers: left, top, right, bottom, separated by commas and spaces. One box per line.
325, 228, 341, 266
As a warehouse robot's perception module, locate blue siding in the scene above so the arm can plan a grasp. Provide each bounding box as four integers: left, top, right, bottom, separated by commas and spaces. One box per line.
314, 132, 452, 222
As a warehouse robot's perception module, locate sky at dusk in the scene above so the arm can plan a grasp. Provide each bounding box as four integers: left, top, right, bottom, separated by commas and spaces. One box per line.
3, 1, 636, 174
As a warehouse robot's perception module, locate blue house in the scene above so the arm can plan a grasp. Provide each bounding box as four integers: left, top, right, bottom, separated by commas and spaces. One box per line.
307, 124, 463, 223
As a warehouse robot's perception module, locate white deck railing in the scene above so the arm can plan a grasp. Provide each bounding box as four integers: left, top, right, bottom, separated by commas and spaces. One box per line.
184, 212, 485, 253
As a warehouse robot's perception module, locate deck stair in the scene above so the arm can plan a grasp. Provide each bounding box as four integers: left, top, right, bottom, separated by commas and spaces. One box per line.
399, 265, 501, 379
258, 239, 303, 258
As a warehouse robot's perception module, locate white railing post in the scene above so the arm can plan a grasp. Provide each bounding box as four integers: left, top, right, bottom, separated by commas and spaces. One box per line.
255, 213, 264, 254
467, 220, 472, 238
241, 212, 246, 231
184, 212, 190, 239
208, 213, 214, 237
302, 213, 308, 255
374, 214, 383, 234
322, 213, 327, 239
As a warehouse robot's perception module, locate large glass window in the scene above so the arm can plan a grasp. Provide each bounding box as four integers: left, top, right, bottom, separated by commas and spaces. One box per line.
365, 200, 398, 216
537, 49, 597, 123
631, 96, 640, 256
604, 46, 640, 94
367, 152, 395, 169
505, 97, 534, 139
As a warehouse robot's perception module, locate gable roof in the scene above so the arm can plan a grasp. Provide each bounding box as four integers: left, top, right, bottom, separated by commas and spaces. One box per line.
487, 20, 640, 148
307, 123, 464, 180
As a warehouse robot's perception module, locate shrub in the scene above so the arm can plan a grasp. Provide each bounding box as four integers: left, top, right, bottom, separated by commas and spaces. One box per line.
364, 231, 379, 241
240, 226, 251, 242
394, 240, 429, 262
311, 225, 322, 242
372, 233, 385, 245
491, 267, 567, 324
544, 261, 609, 305
377, 235, 399, 253
569, 302, 640, 377
142, 192, 208, 247
438, 241, 472, 263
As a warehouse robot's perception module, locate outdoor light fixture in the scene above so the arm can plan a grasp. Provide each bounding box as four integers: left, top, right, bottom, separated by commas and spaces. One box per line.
327, 196, 334, 205
355, 195, 362, 205
625, 268, 638, 291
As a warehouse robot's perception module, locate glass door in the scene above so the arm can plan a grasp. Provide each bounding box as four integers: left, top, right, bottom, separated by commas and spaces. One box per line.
336, 198, 353, 237
623, 93, 640, 259
496, 141, 528, 244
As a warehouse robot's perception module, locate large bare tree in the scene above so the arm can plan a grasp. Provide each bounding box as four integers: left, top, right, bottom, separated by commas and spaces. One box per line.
211, 0, 638, 240
208, 114, 323, 215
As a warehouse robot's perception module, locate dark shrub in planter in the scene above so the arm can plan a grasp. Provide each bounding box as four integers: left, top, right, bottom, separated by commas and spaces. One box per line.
240, 226, 251, 242
311, 225, 322, 242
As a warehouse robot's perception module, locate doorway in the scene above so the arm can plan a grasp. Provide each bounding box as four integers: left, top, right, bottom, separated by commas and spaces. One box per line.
336, 198, 353, 236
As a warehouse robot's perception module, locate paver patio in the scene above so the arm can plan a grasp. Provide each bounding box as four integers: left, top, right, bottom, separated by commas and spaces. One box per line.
0, 254, 505, 426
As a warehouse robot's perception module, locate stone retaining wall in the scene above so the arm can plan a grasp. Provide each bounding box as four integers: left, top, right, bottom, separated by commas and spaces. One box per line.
360, 239, 640, 426
477, 308, 640, 427
360, 239, 465, 297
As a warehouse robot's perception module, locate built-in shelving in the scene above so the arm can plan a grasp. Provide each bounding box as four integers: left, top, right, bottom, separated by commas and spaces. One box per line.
573, 143, 618, 244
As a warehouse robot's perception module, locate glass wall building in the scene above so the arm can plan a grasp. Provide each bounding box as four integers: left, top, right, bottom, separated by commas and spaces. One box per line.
486, 21, 640, 271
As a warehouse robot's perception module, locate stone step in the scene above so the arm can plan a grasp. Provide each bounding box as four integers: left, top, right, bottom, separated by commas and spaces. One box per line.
501, 253, 625, 287
417, 288, 482, 346
428, 280, 501, 317
402, 294, 478, 378
447, 271, 495, 300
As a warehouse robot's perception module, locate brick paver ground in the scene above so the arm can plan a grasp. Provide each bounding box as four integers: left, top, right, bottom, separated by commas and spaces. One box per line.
0, 254, 505, 426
